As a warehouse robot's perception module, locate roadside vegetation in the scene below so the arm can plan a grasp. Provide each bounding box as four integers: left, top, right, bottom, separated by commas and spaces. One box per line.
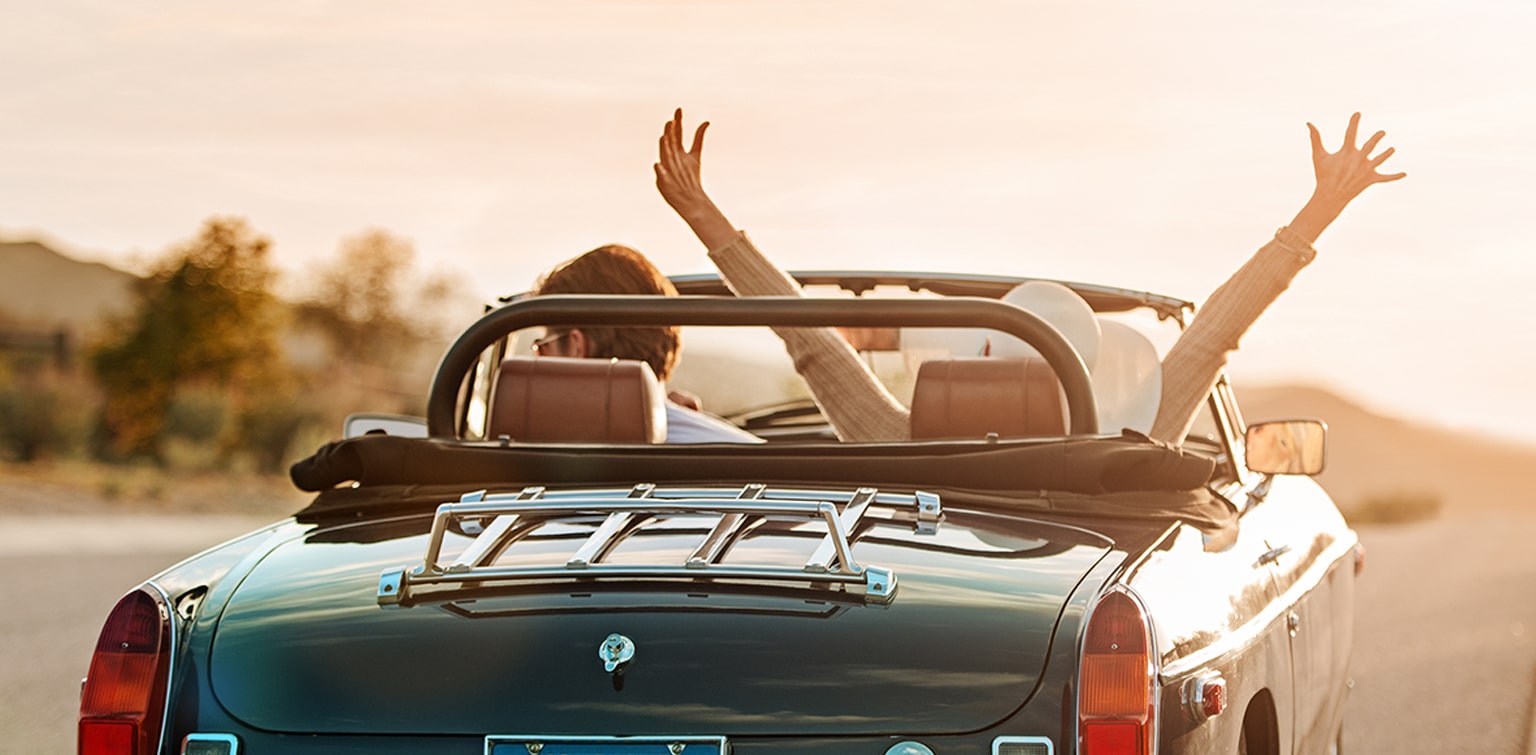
1341, 489, 1445, 525
0, 219, 1475, 524
0, 217, 465, 508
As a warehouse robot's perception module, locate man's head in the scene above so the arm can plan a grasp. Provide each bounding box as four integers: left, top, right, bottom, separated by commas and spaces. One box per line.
531, 244, 681, 381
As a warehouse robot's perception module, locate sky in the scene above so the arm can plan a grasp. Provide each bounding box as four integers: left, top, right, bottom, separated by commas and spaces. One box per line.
2, 0, 1534, 446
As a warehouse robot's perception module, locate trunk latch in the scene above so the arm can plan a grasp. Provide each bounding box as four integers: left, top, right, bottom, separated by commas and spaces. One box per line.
599, 633, 636, 674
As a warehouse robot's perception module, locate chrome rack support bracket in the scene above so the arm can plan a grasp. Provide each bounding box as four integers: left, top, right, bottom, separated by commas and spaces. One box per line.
914, 490, 942, 535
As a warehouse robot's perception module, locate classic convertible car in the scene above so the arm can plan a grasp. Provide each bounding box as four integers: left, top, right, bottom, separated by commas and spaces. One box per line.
79, 272, 1360, 755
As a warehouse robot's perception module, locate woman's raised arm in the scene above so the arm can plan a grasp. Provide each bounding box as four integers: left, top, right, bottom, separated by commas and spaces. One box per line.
1149, 113, 1405, 445
654, 108, 912, 441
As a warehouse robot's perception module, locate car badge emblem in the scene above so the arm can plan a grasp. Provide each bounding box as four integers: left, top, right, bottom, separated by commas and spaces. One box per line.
599, 633, 636, 673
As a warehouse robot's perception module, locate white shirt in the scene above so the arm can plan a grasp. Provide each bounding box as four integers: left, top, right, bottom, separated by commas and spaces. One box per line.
664, 403, 764, 444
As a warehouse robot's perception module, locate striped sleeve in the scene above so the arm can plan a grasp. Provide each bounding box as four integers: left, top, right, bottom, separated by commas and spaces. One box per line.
1149, 228, 1316, 445
708, 232, 912, 441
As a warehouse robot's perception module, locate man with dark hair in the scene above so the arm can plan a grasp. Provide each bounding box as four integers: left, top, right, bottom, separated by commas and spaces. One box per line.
531, 244, 762, 444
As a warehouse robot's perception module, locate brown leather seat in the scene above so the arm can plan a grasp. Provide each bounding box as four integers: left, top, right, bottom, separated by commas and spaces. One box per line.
909, 358, 1066, 440
487, 356, 666, 443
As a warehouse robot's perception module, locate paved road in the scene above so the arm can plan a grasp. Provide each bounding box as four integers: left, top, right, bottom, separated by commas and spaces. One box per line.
3, 511, 1534, 754
1342, 510, 1536, 753
0, 515, 272, 755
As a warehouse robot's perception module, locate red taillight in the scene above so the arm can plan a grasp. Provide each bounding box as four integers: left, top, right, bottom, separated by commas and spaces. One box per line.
79, 589, 171, 755
1079, 589, 1156, 755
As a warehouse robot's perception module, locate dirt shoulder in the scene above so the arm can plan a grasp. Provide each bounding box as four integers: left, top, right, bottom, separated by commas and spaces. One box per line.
0, 461, 311, 518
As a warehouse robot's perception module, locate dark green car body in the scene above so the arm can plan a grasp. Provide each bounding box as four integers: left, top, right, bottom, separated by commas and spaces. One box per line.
95, 273, 1360, 755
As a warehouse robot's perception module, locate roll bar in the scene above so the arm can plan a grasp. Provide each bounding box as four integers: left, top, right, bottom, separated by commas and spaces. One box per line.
426, 295, 1098, 438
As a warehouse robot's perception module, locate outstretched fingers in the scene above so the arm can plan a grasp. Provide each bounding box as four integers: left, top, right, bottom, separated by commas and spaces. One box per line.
1370, 145, 1406, 182
655, 108, 716, 213
1360, 129, 1386, 155
1360, 129, 1403, 181
1308, 122, 1325, 161
661, 111, 681, 156
667, 129, 693, 179
658, 113, 686, 174
659, 109, 704, 169
1309, 112, 1407, 203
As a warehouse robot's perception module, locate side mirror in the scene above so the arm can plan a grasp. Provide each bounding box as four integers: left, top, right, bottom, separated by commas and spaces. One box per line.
343, 413, 429, 439
1244, 419, 1327, 476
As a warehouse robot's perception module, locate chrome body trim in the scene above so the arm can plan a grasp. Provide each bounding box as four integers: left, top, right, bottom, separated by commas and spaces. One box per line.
180, 732, 239, 754
1160, 528, 1358, 679
483, 735, 729, 755
991, 736, 1054, 754
1180, 670, 1227, 723
885, 742, 936, 755
142, 580, 178, 755
1256, 544, 1292, 567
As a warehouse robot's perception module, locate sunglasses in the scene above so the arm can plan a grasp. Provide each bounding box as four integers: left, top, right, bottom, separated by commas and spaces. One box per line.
531, 330, 572, 355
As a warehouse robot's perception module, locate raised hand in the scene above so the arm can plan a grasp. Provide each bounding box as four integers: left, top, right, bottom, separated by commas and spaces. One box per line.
1310, 112, 1406, 199
654, 108, 737, 250
655, 109, 712, 216
1292, 112, 1405, 240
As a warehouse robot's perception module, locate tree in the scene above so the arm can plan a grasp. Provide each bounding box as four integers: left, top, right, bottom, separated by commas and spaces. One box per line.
92, 217, 290, 460
298, 229, 458, 366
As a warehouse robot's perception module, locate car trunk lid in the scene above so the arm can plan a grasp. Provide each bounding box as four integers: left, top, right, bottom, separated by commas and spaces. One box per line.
209, 492, 1110, 736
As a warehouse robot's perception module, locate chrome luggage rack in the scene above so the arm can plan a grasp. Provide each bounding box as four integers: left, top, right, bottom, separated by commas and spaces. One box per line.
378, 484, 942, 607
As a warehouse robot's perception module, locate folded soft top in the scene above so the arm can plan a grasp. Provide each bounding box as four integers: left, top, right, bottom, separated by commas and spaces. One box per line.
293, 432, 1207, 492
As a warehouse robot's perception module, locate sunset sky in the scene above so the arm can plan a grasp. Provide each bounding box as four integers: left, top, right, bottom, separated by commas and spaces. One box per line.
3, 0, 1533, 445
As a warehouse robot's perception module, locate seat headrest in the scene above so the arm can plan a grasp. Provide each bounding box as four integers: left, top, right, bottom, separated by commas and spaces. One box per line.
488, 356, 666, 443
909, 358, 1066, 440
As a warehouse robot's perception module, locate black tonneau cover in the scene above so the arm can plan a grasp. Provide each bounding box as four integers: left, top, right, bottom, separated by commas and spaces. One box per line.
289, 434, 1233, 536
293, 433, 1210, 494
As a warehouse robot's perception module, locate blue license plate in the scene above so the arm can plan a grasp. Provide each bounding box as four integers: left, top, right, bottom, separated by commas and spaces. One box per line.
486, 737, 726, 755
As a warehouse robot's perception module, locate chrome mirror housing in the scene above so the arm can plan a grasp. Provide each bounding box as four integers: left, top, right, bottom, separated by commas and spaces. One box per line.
1244, 419, 1327, 476
343, 413, 429, 439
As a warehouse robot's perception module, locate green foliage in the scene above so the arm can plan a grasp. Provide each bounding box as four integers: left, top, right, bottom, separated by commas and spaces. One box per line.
1343, 489, 1444, 525
0, 360, 98, 462
297, 228, 457, 367
279, 228, 465, 454
238, 393, 319, 474
35, 219, 471, 473
91, 217, 292, 462
163, 383, 231, 443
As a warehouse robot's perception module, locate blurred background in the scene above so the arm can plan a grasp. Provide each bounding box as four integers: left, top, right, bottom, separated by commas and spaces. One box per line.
2, 1, 1535, 752
4, 0, 1533, 513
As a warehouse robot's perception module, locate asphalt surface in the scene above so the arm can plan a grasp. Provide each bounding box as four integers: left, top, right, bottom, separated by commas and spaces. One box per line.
3, 510, 1534, 754
1341, 510, 1536, 753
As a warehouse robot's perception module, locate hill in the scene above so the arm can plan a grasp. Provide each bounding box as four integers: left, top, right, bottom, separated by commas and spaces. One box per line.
673, 346, 1534, 519
0, 239, 138, 334
1237, 384, 1535, 515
